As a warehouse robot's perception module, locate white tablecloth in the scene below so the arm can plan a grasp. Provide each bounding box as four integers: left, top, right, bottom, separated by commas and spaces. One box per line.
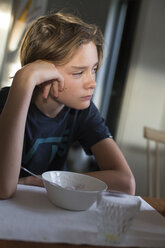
0, 184, 165, 247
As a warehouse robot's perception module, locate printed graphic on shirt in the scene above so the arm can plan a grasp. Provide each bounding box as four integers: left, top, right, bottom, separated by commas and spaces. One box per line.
22, 129, 70, 165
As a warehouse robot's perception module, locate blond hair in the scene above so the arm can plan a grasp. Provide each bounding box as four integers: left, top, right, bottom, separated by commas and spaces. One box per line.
20, 12, 104, 68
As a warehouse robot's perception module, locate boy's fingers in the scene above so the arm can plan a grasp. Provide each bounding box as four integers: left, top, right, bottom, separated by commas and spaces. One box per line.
42, 84, 51, 99
55, 73, 64, 92
41, 71, 64, 99
52, 81, 59, 98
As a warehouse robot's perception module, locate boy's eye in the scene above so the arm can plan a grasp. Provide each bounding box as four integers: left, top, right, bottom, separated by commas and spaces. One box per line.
92, 67, 98, 74
73, 72, 83, 77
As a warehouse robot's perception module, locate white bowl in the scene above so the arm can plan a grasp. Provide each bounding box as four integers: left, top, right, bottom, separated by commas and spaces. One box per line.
42, 171, 107, 211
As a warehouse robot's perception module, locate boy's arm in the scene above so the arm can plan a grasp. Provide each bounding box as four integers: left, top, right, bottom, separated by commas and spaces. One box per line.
18, 176, 44, 187
0, 60, 63, 199
18, 138, 135, 194
87, 138, 136, 195
0, 75, 35, 199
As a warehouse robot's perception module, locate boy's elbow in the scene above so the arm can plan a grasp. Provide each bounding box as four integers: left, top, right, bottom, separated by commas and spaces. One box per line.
0, 186, 16, 200
126, 174, 136, 196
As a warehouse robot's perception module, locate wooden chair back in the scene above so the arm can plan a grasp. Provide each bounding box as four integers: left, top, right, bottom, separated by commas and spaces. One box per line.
143, 126, 165, 198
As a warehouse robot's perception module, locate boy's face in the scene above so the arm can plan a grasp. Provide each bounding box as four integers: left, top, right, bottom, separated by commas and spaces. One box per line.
55, 41, 98, 110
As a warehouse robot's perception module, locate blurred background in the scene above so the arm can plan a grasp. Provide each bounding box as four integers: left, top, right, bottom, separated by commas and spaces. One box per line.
0, 0, 165, 197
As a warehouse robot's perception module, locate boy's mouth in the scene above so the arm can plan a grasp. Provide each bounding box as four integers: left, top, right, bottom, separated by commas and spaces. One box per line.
80, 95, 92, 101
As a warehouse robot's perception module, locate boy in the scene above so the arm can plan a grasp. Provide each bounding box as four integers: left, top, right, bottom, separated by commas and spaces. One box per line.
0, 12, 135, 199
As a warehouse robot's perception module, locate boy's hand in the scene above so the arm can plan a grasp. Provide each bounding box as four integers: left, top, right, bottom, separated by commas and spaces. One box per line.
14, 60, 64, 99
41, 78, 64, 99
33, 60, 64, 99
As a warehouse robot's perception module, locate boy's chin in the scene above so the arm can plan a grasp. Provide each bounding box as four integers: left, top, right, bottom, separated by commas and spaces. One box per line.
67, 102, 91, 110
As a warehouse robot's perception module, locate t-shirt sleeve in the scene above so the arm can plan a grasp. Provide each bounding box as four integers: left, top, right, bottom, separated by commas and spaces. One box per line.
74, 101, 112, 155
0, 87, 10, 114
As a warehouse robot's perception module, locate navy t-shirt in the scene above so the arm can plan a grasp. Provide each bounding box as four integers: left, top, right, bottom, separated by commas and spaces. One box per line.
0, 87, 111, 176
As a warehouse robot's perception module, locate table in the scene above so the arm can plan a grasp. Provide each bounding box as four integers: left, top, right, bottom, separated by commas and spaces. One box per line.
142, 197, 165, 217
0, 194, 165, 248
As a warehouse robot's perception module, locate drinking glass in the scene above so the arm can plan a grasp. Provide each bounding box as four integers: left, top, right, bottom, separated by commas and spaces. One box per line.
97, 191, 141, 245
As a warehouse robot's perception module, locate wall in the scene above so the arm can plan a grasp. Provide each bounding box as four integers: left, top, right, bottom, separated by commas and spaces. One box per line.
116, 0, 165, 196
46, 0, 110, 32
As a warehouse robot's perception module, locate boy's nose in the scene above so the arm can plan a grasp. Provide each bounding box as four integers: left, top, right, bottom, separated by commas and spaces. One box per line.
84, 77, 96, 90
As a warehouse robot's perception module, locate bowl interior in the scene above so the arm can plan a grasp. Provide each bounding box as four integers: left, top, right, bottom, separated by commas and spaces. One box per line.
42, 171, 107, 192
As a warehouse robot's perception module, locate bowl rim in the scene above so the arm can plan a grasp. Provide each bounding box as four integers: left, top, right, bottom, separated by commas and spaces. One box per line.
42, 170, 108, 193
